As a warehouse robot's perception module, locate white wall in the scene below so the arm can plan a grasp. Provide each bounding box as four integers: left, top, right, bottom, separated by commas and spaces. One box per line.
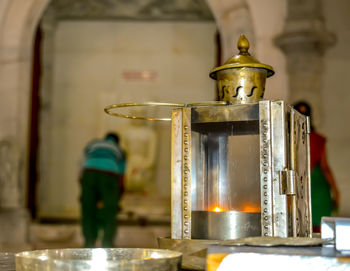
321, 0, 350, 216
38, 21, 217, 218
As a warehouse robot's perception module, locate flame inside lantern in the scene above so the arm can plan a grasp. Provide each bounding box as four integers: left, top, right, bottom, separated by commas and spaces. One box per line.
209, 204, 261, 213
211, 206, 225, 212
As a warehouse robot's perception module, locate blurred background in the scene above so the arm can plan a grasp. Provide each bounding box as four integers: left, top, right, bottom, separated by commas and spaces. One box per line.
0, 0, 349, 251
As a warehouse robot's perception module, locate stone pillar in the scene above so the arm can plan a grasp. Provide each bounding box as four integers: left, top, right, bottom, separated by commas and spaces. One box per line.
0, 0, 49, 248
206, 0, 255, 63
37, 6, 57, 217
275, 0, 335, 129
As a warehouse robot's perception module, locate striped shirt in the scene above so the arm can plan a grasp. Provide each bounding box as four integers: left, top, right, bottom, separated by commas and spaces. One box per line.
82, 138, 126, 174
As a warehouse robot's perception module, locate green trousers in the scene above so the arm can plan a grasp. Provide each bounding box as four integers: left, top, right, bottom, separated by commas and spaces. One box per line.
311, 164, 332, 227
81, 169, 121, 248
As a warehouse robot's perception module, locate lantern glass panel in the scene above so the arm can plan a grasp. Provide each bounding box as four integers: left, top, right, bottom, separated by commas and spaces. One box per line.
190, 104, 262, 239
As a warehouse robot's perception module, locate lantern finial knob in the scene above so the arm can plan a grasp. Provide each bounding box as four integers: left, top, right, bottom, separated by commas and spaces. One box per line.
209, 35, 275, 104
237, 34, 250, 55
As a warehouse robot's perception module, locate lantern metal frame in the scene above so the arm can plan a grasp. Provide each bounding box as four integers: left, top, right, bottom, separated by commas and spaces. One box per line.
170, 100, 312, 239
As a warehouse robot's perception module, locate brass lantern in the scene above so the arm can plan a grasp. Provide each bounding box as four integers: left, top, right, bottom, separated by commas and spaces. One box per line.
170, 35, 312, 240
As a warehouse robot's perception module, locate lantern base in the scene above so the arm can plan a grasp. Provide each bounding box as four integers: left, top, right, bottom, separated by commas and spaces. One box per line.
191, 210, 261, 240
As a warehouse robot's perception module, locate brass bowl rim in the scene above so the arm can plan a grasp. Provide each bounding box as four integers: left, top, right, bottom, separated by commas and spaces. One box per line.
16, 248, 182, 260
16, 248, 182, 269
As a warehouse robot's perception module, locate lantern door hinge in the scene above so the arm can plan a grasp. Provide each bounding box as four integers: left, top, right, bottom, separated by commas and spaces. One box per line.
279, 169, 296, 195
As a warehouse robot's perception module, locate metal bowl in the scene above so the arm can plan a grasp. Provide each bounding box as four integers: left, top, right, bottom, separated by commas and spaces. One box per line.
16, 248, 182, 271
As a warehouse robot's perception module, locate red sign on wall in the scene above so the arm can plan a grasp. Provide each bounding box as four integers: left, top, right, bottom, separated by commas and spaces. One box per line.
122, 70, 157, 82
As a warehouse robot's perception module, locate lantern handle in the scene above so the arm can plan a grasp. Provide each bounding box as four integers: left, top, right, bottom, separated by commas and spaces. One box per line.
104, 101, 228, 121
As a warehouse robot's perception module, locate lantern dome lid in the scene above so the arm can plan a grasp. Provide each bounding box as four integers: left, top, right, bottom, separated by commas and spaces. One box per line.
209, 35, 274, 80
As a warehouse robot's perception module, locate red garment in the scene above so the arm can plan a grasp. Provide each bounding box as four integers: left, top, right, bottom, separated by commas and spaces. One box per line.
310, 131, 326, 170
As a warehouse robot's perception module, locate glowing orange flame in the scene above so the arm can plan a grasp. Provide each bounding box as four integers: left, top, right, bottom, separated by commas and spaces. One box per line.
212, 206, 224, 212
208, 204, 261, 213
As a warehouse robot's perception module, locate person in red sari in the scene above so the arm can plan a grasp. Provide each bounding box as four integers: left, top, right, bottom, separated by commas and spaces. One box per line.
293, 102, 340, 232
